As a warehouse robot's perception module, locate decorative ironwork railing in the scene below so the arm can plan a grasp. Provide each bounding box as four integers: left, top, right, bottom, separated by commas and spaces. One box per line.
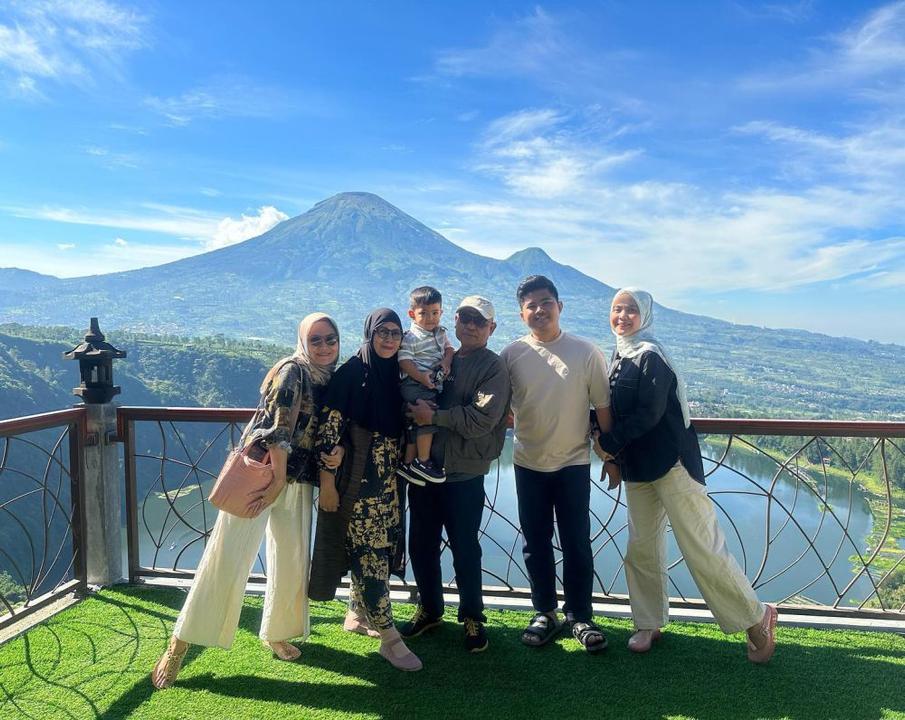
118, 407, 905, 619
0, 408, 88, 632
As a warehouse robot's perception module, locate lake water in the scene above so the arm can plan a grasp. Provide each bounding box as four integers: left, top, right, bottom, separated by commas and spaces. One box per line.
135, 434, 880, 608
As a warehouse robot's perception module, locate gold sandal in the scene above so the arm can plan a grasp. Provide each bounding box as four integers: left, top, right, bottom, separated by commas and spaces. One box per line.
264, 640, 301, 661
151, 638, 188, 690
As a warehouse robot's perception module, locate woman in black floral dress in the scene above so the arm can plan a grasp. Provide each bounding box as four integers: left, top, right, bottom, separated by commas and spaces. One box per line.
309, 308, 422, 671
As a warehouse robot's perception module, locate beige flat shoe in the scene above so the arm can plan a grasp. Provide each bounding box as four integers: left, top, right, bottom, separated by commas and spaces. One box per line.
627, 628, 662, 653
151, 638, 188, 690
264, 640, 302, 661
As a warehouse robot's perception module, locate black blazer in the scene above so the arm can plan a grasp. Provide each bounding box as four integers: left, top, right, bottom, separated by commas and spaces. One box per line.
598, 350, 705, 484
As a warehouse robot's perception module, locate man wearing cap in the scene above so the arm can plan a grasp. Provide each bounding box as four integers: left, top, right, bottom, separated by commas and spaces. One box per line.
399, 295, 511, 653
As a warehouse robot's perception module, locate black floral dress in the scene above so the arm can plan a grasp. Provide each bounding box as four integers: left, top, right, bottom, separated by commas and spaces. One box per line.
316, 404, 401, 629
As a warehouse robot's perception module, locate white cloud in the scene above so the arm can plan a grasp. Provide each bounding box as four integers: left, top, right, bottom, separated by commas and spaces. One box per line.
3, 201, 290, 252
83, 144, 140, 169
742, 1, 905, 95
108, 122, 148, 135
145, 76, 304, 126
200, 187, 221, 197
447, 101, 905, 299
735, 120, 905, 182
477, 107, 642, 198
207, 206, 289, 249
736, 1, 815, 23
839, 1, 905, 74
435, 7, 563, 78
4, 203, 221, 238
428, 7, 639, 107
484, 108, 565, 143
855, 265, 905, 289
56, 243, 75, 250
2, 239, 196, 277
0, 0, 148, 97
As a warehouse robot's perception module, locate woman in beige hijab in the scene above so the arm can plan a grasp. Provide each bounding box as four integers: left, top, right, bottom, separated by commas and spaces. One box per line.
152, 313, 344, 689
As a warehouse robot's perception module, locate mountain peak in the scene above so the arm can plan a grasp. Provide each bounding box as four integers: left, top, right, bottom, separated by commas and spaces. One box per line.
506, 247, 554, 264
311, 191, 402, 215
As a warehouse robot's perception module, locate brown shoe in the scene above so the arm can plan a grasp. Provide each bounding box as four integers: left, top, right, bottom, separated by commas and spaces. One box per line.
747, 605, 778, 664
151, 637, 188, 690
627, 628, 662, 653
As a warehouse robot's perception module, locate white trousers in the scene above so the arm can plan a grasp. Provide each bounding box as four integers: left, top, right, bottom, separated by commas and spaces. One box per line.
173, 482, 313, 648
624, 462, 765, 634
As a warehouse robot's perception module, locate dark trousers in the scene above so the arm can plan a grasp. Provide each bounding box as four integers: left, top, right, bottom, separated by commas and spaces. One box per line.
408, 475, 486, 622
514, 464, 593, 623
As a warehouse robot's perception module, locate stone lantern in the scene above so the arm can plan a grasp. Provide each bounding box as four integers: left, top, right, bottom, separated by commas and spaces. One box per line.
63, 317, 127, 404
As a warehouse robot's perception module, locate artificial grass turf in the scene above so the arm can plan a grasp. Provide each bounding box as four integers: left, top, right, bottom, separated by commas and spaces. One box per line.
0, 587, 903, 720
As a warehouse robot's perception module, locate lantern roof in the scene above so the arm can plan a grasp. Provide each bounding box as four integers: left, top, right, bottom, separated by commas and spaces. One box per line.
63, 318, 127, 360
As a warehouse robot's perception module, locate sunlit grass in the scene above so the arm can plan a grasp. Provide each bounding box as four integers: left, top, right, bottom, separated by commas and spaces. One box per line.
0, 585, 903, 720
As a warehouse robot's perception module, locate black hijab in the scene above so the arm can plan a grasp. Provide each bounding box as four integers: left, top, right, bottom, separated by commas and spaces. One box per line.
324, 308, 404, 438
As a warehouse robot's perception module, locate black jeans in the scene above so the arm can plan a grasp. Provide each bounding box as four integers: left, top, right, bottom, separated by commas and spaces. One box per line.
408, 475, 486, 622
514, 464, 593, 623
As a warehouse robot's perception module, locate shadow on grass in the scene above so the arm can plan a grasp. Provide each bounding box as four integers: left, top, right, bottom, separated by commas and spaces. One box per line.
3, 585, 904, 720
172, 625, 905, 720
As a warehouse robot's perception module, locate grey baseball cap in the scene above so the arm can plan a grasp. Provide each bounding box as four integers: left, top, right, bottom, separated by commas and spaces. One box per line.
456, 295, 495, 320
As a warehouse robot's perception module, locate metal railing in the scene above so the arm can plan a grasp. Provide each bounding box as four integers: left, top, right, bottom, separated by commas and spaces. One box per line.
0, 408, 88, 631
118, 407, 905, 620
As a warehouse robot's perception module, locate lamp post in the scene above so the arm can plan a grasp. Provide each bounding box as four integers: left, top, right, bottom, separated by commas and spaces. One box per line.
63, 317, 127, 404
63, 318, 126, 587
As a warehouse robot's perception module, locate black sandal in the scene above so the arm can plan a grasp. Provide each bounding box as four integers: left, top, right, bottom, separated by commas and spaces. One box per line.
572, 621, 608, 653
521, 613, 563, 647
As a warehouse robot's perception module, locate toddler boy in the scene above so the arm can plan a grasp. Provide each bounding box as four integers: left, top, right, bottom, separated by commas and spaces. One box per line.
398, 286, 454, 484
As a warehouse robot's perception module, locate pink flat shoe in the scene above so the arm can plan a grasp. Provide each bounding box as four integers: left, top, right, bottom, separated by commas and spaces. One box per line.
627, 629, 662, 653
343, 610, 381, 639
379, 636, 423, 672
747, 604, 777, 664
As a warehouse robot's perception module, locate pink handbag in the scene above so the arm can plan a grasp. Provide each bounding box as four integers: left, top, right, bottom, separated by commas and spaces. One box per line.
209, 361, 305, 518
209, 445, 275, 518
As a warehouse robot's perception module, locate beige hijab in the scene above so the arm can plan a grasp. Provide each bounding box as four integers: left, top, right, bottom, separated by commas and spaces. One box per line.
611, 288, 691, 428
260, 312, 340, 392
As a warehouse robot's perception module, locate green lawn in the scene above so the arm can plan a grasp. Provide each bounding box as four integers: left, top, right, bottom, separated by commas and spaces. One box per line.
1, 586, 904, 720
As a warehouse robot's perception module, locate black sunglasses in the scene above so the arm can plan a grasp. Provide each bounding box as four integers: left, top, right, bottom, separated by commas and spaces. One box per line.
309, 334, 338, 347
457, 311, 489, 328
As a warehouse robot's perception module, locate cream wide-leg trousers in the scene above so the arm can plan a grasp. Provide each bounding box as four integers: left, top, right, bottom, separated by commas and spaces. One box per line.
173, 481, 313, 648
624, 462, 765, 634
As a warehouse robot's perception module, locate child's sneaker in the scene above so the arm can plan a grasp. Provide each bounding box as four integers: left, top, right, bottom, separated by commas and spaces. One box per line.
411, 458, 446, 483
397, 462, 426, 487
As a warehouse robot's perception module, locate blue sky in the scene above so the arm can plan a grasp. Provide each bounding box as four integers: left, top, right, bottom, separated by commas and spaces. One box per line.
1, 1, 904, 343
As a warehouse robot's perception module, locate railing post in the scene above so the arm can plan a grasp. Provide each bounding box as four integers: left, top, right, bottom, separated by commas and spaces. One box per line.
63, 318, 127, 587
81, 404, 123, 586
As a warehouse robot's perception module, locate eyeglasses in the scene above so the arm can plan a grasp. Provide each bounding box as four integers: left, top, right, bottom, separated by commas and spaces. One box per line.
309, 334, 338, 347
374, 327, 403, 341
457, 312, 489, 328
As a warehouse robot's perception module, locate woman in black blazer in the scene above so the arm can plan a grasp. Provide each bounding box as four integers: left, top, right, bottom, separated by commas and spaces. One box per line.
595, 288, 777, 663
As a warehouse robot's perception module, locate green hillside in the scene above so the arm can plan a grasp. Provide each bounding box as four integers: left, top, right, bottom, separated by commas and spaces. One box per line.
1, 321, 902, 422
0, 324, 286, 420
